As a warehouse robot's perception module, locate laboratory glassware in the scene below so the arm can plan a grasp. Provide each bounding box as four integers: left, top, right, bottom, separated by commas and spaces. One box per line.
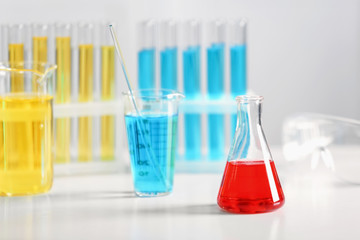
0, 61, 57, 196
54, 23, 72, 163
77, 23, 94, 162
32, 24, 49, 91
123, 89, 184, 197
100, 23, 116, 161
160, 20, 178, 90
218, 95, 285, 213
183, 20, 201, 160
283, 113, 360, 184
229, 19, 247, 137
207, 20, 226, 160
8, 24, 27, 92
0, 24, 7, 61
138, 20, 157, 89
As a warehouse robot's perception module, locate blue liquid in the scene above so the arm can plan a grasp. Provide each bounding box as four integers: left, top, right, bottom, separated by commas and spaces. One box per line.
138, 48, 155, 89
207, 43, 225, 160
183, 46, 201, 160
125, 114, 178, 196
184, 114, 201, 160
161, 47, 178, 90
230, 45, 247, 137
183, 46, 200, 97
207, 43, 224, 97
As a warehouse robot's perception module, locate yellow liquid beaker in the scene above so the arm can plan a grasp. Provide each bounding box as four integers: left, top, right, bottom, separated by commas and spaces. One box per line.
0, 63, 56, 196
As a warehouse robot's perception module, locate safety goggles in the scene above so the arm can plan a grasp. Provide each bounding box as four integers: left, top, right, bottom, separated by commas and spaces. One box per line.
282, 113, 360, 184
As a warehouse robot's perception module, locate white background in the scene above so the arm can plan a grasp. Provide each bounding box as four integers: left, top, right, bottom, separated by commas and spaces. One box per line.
1, 0, 359, 145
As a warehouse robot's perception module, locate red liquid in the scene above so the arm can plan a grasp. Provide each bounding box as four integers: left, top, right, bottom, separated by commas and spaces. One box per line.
217, 160, 285, 214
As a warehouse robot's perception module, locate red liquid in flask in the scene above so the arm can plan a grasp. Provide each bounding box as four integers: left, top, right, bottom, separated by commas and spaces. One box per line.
217, 160, 285, 214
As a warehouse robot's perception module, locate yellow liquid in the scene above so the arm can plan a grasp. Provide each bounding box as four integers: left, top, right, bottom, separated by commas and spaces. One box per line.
9, 43, 24, 92
32, 36, 48, 91
0, 94, 53, 196
101, 46, 115, 161
55, 37, 72, 163
78, 44, 93, 162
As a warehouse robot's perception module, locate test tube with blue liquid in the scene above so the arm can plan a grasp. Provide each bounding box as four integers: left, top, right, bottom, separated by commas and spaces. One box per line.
230, 19, 247, 137
160, 20, 178, 90
207, 20, 226, 160
138, 20, 156, 89
183, 20, 201, 160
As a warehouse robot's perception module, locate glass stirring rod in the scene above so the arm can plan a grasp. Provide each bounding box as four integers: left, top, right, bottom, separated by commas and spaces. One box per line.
108, 25, 168, 187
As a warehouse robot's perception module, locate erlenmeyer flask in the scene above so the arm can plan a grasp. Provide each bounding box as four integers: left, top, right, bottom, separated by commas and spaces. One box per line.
217, 95, 285, 213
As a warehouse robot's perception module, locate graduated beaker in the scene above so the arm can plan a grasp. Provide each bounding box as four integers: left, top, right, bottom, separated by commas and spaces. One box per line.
218, 95, 285, 213
0, 62, 56, 196
123, 89, 184, 197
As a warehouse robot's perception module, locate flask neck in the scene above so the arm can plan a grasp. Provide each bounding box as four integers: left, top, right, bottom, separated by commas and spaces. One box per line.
237, 100, 262, 128
231, 96, 272, 161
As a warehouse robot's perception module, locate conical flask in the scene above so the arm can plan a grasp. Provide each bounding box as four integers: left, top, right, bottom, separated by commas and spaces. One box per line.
217, 96, 285, 213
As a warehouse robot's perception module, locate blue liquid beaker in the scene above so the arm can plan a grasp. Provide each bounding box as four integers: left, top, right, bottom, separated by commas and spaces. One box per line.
123, 89, 184, 197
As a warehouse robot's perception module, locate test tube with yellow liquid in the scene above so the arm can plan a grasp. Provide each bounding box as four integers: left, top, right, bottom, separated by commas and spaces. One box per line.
100, 25, 115, 161
8, 24, 26, 92
54, 23, 72, 163
32, 24, 48, 91
78, 23, 94, 162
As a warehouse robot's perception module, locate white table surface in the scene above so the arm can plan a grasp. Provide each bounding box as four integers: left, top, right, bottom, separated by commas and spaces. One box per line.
1, 164, 360, 240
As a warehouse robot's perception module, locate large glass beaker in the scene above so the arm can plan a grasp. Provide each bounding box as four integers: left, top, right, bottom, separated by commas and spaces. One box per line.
123, 89, 184, 197
0, 62, 56, 196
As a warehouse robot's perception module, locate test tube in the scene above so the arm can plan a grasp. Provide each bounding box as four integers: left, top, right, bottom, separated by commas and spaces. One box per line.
7, 24, 30, 170
160, 20, 177, 90
77, 23, 94, 162
100, 23, 115, 161
0, 24, 8, 61
54, 23, 72, 163
183, 20, 201, 160
138, 20, 156, 89
229, 19, 247, 137
8, 24, 26, 92
32, 23, 49, 90
207, 20, 226, 160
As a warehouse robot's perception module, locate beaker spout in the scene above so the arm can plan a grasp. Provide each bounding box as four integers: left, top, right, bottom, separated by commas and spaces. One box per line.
171, 92, 185, 101
40, 64, 57, 84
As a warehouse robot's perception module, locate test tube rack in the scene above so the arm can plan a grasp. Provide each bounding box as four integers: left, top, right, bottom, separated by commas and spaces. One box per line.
0, 19, 246, 175
137, 19, 247, 170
